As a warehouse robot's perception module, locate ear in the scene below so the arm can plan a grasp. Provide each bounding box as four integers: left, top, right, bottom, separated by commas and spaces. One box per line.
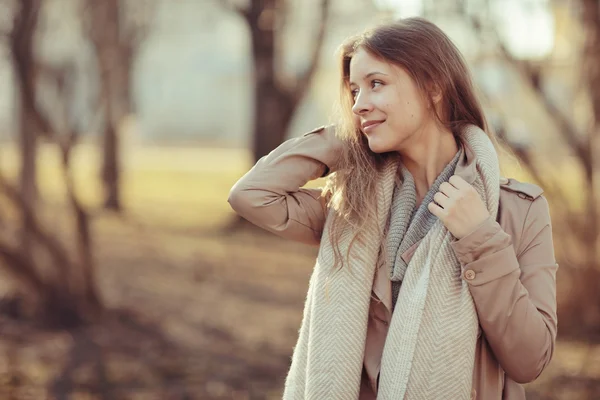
429, 82, 443, 105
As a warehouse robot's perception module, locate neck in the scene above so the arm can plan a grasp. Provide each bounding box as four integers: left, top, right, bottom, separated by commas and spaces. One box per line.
399, 122, 459, 197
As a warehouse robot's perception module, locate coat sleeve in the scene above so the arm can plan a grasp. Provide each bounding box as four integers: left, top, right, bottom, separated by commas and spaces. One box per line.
450, 195, 558, 383
227, 125, 343, 245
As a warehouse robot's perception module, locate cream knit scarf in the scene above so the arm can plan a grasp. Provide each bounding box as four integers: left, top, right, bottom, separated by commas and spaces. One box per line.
388, 149, 461, 309
283, 125, 500, 400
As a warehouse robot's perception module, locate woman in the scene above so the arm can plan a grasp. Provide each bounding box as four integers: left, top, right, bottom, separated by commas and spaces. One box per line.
228, 17, 557, 400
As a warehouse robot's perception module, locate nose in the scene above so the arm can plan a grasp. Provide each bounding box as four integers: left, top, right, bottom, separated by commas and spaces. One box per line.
352, 92, 373, 116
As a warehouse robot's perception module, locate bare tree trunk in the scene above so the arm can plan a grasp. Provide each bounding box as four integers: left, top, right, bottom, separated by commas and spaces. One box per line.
101, 118, 121, 210
10, 0, 42, 252
579, 0, 600, 327
581, 0, 600, 245
221, 0, 330, 230
248, 0, 292, 160
100, 0, 123, 212
18, 108, 37, 250
100, 55, 133, 211
253, 83, 294, 162
0, 168, 103, 328
87, 0, 132, 212
233, 0, 330, 162
62, 145, 103, 320
4, 0, 104, 327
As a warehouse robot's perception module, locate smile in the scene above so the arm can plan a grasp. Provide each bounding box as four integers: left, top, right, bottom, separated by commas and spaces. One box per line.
362, 120, 384, 133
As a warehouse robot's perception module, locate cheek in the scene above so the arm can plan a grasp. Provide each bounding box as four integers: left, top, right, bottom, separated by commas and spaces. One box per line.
407, 101, 414, 119
408, 100, 427, 120
408, 100, 422, 117
389, 99, 417, 119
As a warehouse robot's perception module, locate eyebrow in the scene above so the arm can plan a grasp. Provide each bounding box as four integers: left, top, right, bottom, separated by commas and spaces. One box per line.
349, 71, 388, 86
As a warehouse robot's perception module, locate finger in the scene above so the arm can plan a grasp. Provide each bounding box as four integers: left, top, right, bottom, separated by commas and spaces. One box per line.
433, 192, 450, 208
439, 181, 459, 197
428, 201, 444, 218
448, 175, 470, 190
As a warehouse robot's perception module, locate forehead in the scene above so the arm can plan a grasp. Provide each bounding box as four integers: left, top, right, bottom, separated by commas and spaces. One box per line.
348, 47, 405, 83
349, 48, 389, 75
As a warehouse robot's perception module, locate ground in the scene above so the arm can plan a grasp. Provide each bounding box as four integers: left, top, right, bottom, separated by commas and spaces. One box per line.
0, 144, 598, 399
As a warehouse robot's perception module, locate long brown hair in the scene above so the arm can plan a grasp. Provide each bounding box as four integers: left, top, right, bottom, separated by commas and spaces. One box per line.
323, 17, 496, 269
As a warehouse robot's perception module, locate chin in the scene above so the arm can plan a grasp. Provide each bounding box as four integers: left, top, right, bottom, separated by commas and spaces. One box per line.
367, 138, 393, 154
369, 146, 387, 154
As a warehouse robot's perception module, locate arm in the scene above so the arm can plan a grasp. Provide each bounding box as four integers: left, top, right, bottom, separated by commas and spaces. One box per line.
227, 125, 342, 245
451, 195, 558, 383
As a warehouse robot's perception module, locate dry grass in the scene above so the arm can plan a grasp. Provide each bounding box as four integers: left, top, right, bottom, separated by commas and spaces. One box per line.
0, 143, 597, 399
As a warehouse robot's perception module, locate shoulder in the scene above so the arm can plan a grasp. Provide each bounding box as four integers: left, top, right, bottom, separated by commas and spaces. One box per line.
302, 124, 335, 137
499, 177, 544, 201
499, 177, 549, 219
498, 177, 552, 253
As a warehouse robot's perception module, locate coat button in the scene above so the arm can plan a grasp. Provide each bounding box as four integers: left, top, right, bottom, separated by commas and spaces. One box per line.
464, 270, 476, 280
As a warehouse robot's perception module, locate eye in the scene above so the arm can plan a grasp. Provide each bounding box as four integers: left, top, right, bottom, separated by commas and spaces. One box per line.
371, 79, 383, 89
350, 88, 359, 99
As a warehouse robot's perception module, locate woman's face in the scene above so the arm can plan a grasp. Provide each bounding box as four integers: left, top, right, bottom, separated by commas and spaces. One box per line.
349, 47, 434, 154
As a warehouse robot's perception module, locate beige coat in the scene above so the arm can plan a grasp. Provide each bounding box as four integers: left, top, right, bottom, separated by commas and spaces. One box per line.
228, 126, 558, 400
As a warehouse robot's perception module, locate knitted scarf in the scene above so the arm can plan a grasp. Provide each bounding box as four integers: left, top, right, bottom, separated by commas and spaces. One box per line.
388, 148, 462, 309
282, 125, 500, 400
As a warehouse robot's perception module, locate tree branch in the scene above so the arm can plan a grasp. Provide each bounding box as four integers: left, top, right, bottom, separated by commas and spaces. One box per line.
0, 240, 46, 294
469, 16, 590, 167
493, 123, 571, 206
221, 0, 250, 21
122, 0, 156, 51
0, 172, 72, 280
0, 58, 86, 274
37, 59, 96, 270
286, 0, 330, 107
9, 0, 57, 139
468, 13, 592, 245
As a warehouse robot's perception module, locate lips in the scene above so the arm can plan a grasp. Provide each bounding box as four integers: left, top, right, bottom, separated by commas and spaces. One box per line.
361, 120, 384, 133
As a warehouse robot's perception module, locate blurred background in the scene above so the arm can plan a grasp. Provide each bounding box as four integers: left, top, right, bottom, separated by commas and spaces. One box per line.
0, 0, 598, 399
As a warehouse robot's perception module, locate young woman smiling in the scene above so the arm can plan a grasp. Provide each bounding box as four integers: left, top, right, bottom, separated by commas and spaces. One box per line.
229, 17, 557, 400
